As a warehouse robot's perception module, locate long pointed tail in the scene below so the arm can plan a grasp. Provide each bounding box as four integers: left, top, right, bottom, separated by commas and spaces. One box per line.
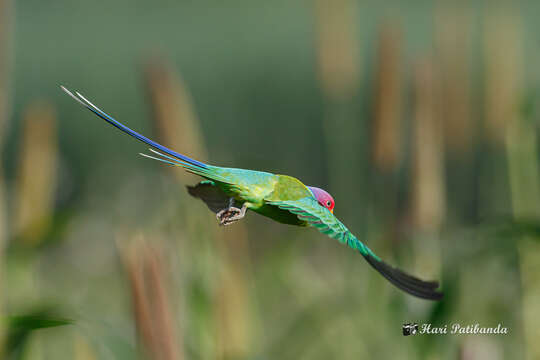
362, 252, 443, 300
60, 86, 208, 171
344, 232, 442, 300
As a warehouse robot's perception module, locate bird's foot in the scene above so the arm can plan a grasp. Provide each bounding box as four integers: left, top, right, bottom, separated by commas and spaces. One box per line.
216, 202, 247, 226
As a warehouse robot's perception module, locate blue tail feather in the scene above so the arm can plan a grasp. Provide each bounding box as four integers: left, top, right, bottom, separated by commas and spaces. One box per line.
60, 86, 208, 169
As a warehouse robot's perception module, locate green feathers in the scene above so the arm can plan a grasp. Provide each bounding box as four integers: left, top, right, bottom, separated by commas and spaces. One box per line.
63, 87, 443, 300
266, 197, 376, 258
267, 197, 443, 300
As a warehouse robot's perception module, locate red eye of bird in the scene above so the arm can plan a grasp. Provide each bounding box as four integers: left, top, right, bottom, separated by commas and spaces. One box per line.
326, 201, 331, 208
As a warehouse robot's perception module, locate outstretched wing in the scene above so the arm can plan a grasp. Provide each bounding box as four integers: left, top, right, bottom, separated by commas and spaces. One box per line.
266, 197, 443, 300
187, 180, 232, 213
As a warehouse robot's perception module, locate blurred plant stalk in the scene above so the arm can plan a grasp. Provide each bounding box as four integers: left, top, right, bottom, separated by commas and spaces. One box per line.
313, 0, 359, 102
14, 101, 57, 246
435, 5, 473, 153
119, 237, 183, 360
74, 335, 98, 360
213, 225, 252, 359
371, 22, 403, 172
410, 58, 444, 282
313, 0, 363, 218
144, 60, 207, 184
484, 12, 523, 145
369, 21, 404, 248
144, 60, 255, 359
0, 0, 13, 355
485, 10, 540, 360
9, 101, 57, 360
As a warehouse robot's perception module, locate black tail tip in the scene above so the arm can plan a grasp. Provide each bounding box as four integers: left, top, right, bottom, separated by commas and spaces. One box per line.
365, 255, 443, 301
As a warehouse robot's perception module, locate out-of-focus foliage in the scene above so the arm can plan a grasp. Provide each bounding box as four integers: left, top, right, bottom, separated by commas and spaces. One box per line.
2, 0, 540, 359
5, 308, 71, 360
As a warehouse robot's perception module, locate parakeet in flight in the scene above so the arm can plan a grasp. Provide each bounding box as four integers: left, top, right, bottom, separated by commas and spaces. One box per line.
61, 86, 443, 300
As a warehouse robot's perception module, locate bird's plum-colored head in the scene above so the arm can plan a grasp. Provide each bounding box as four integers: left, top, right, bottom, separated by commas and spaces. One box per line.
308, 186, 335, 213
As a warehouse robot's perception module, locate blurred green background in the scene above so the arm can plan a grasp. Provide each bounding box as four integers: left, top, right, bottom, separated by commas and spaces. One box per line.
2, 0, 540, 359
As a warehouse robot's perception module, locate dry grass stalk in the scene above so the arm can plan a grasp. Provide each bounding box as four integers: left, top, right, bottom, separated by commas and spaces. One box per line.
144, 59, 207, 184
0, 0, 12, 145
411, 59, 446, 231
484, 11, 523, 144
14, 101, 57, 246
313, 0, 363, 212
371, 22, 403, 171
435, 6, 473, 153
119, 238, 183, 360
214, 225, 252, 358
409, 58, 445, 280
313, 0, 359, 101
0, 0, 13, 353
490, 11, 540, 360
74, 335, 98, 360
144, 60, 254, 359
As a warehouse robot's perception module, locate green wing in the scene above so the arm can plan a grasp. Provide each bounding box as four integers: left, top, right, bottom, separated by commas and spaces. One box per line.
266, 197, 443, 300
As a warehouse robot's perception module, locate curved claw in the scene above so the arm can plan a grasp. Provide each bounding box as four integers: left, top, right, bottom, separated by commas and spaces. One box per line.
216, 204, 247, 226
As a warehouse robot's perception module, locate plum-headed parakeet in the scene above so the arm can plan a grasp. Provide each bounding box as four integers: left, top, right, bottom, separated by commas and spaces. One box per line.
61, 86, 443, 301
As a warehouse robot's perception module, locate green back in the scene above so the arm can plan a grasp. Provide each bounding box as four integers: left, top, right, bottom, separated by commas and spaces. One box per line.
263, 174, 313, 201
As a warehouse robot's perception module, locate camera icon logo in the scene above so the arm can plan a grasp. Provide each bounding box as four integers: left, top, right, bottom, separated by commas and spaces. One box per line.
402, 323, 419, 336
